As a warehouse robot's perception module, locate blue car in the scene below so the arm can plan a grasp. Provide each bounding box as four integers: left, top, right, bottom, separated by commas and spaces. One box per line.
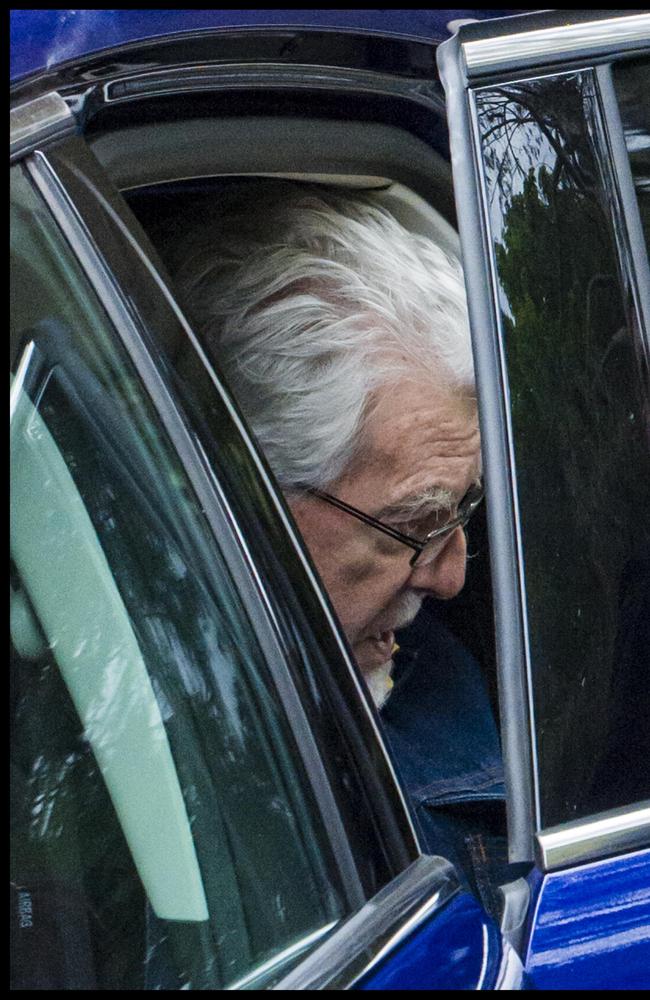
10, 9, 650, 990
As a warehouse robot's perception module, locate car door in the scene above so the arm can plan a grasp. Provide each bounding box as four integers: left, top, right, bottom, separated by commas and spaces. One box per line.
437, 9, 650, 989
10, 63, 523, 989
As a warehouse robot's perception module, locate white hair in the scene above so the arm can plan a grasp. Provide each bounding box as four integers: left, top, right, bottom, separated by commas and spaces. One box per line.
174, 183, 474, 490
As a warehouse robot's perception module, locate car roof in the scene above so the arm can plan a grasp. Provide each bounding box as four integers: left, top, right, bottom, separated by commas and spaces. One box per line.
10, 8, 523, 84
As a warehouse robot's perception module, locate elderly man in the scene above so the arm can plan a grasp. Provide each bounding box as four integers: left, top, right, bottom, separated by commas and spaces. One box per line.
173, 183, 506, 902
175, 184, 482, 705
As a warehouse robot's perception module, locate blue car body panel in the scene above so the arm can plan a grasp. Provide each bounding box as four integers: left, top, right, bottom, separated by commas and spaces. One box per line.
525, 848, 650, 990
10, 8, 519, 83
356, 891, 503, 990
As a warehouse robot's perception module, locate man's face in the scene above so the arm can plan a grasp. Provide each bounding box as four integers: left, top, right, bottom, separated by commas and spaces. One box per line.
290, 378, 482, 687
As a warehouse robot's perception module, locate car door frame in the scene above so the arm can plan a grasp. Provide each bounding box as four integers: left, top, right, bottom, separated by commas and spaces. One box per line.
437, 6, 650, 987
438, 5, 650, 860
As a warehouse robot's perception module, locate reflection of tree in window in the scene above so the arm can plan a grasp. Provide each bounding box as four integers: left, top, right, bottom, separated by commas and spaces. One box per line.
476, 76, 600, 218
476, 72, 650, 823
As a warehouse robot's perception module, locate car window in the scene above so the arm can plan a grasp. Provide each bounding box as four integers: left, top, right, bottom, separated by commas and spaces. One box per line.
612, 57, 650, 254
472, 68, 650, 827
10, 165, 348, 990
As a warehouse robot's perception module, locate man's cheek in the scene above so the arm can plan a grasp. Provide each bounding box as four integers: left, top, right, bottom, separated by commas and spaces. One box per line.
336, 554, 380, 588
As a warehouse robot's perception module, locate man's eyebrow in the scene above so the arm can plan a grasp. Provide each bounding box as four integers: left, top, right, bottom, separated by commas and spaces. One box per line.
376, 485, 456, 523
377, 475, 484, 523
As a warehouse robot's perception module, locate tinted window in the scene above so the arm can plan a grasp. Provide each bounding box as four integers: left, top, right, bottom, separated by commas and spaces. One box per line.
472, 70, 650, 826
10, 166, 347, 989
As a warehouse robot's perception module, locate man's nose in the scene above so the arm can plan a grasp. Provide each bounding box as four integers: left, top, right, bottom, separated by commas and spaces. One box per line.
409, 526, 467, 599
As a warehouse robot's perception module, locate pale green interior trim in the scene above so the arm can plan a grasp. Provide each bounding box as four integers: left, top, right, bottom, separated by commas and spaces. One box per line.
10, 380, 209, 922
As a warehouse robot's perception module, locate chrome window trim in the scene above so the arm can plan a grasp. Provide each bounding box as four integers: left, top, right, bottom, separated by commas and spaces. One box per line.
226, 922, 339, 990
10, 91, 76, 161
436, 31, 537, 864
536, 801, 650, 872
273, 855, 460, 990
461, 13, 650, 78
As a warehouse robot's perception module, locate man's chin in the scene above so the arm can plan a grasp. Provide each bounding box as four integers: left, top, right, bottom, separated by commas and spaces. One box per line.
352, 591, 424, 708
363, 659, 395, 710
353, 629, 396, 671
353, 595, 423, 664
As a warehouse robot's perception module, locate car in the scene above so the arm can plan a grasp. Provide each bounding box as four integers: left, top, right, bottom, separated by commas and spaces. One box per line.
10, 8, 650, 990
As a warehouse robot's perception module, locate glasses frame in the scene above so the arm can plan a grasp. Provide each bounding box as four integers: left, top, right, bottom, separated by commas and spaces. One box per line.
307, 481, 484, 567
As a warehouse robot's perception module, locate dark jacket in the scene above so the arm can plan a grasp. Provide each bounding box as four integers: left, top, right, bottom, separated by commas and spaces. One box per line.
382, 602, 511, 915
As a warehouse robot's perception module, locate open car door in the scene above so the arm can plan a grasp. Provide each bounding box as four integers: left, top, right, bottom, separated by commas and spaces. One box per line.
438, 10, 650, 989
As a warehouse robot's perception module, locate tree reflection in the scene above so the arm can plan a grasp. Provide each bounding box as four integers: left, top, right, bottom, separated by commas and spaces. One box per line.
475, 70, 650, 822
476, 74, 600, 214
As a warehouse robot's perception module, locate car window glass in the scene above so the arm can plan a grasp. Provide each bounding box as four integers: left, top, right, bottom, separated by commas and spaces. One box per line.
612, 57, 650, 254
10, 165, 347, 990
472, 69, 650, 827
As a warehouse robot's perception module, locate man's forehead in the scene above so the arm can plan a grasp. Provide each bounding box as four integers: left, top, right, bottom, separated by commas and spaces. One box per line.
341, 379, 481, 510
364, 382, 479, 464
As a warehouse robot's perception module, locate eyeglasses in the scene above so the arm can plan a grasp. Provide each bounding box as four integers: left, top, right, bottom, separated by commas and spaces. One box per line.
307, 480, 484, 568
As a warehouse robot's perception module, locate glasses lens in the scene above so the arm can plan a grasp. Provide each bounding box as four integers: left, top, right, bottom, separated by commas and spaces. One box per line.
410, 483, 484, 568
